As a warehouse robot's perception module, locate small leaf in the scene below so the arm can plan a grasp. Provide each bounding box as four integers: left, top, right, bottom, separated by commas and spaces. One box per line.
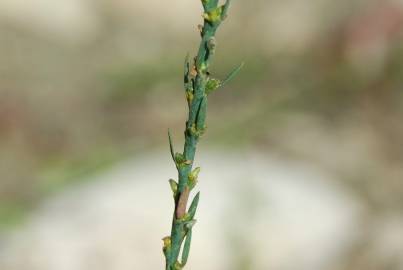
168, 129, 175, 162
181, 229, 192, 266
221, 0, 231, 20
162, 236, 172, 257
189, 167, 201, 181
188, 192, 200, 219
188, 167, 201, 189
197, 24, 203, 34
186, 90, 194, 104
207, 37, 216, 54
169, 179, 178, 196
221, 62, 244, 87
199, 62, 208, 73
162, 236, 171, 248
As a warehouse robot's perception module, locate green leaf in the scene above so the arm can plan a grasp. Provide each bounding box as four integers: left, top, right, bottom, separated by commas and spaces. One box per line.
188, 167, 201, 189
181, 229, 192, 266
162, 236, 172, 257
221, 0, 231, 20
188, 192, 200, 219
169, 179, 178, 196
221, 62, 244, 87
168, 129, 175, 162
189, 167, 200, 181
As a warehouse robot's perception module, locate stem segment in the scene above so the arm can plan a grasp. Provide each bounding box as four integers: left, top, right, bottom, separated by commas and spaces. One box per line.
163, 1, 233, 269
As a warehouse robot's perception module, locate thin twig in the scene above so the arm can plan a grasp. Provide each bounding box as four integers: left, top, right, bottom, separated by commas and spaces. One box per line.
163, 1, 240, 269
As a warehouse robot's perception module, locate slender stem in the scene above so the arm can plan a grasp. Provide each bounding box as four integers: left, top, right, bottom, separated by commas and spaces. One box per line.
163, 1, 232, 269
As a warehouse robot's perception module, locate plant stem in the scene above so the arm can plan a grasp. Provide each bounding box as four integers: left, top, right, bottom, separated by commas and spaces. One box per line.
163, 1, 235, 269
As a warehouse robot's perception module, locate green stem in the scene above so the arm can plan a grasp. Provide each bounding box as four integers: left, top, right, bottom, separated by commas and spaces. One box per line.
163, 1, 233, 269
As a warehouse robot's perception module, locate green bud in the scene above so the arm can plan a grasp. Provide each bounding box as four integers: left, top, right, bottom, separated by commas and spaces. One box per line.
174, 261, 183, 270
178, 213, 190, 222
205, 78, 221, 95
207, 37, 216, 52
187, 124, 198, 137
169, 179, 178, 196
188, 167, 201, 189
186, 91, 194, 104
199, 62, 208, 73
162, 236, 172, 257
174, 153, 186, 165
202, 6, 223, 23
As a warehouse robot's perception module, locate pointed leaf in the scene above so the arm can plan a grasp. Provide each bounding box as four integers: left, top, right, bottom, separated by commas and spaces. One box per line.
169, 179, 178, 196
221, 0, 231, 20
188, 167, 201, 189
188, 192, 200, 219
189, 167, 201, 181
221, 62, 244, 87
181, 229, 192, 266
168, 129, 175, 162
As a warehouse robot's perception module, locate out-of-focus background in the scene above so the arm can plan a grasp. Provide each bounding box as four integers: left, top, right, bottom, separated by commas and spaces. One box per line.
1, 0, 403, 269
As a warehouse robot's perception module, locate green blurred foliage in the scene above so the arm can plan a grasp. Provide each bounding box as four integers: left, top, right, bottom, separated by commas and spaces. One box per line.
1, 0, 403, 231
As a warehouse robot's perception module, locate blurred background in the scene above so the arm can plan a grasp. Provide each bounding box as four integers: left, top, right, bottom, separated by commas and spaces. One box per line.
1, 0, 403, 269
